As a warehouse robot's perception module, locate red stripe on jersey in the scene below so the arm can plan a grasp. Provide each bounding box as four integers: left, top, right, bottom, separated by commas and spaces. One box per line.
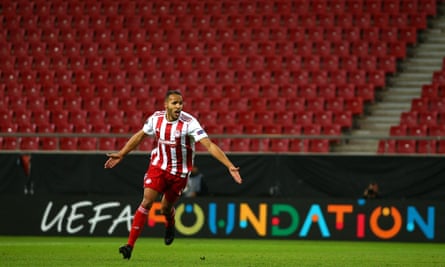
185, 132, 193, 171
175, 120, 184, 174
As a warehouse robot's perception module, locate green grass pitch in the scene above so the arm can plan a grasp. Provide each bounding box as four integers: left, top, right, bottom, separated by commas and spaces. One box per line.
1, 236, 444, 267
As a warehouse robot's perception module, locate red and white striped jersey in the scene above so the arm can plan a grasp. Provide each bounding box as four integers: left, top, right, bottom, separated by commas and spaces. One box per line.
142, 111, 208, 178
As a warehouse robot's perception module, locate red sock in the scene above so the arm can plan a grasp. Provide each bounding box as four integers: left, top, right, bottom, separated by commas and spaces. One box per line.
165, 207, 176, 228
127, 205, 149, 247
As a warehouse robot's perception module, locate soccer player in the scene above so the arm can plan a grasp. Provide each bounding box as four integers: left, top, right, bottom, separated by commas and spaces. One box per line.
104, 90, 243, 260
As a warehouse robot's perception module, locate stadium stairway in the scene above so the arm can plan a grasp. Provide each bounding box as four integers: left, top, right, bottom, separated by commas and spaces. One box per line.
334, 2, 445, 154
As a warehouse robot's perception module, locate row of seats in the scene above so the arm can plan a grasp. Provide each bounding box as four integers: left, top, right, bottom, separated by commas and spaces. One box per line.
378, 139, 445, 154
399, 111, 445, 127
2, 39, 408, 59
1, 136, 335, 153
0, 82, 375, 99
411, 97, 445, 112
0, 70, 387, 87
204, 138, 334, 152
2, 0, 437, 17
2, 53, 397, 73
0, 93, 362, 119
2, 13, 427, 32
390, 124, 445, 137
0, 107, 354, 131
421, 84, 445, 98
0, 136, 147, 151
2, 25, 415, 42
0, 120, 346, 136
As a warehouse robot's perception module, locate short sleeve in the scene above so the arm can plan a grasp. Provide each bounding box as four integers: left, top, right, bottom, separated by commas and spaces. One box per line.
189, 119, 208, 142
142, 114, 155, 136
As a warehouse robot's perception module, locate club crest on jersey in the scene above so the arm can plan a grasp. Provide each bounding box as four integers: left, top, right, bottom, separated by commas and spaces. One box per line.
175, 130, 181, 138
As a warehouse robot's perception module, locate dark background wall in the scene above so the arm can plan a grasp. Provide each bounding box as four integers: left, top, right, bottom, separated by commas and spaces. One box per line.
2, 153, 445, 200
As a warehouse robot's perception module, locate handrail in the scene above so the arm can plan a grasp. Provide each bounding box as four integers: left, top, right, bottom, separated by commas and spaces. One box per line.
0, 132, 444, 155
0, 132, 444, 140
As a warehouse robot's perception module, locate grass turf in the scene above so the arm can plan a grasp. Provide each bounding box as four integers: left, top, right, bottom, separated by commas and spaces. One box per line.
0, 236, 444, 267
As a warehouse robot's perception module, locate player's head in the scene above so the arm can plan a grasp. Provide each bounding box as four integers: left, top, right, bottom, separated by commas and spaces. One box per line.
165, 90, 182, 101
164, 90, 183, 121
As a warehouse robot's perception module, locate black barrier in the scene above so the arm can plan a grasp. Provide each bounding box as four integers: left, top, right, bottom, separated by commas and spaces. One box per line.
0, 195, 443, 242
2, 153, 445, 199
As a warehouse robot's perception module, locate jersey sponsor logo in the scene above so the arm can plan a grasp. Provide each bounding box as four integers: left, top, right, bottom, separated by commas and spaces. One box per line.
158, 139, 177, 147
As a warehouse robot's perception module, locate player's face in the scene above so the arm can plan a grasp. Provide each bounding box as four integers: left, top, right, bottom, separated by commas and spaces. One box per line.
165, 94, 183, 121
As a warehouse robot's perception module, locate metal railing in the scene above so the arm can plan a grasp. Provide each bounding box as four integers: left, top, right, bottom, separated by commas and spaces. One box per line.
1, 132, 444, 156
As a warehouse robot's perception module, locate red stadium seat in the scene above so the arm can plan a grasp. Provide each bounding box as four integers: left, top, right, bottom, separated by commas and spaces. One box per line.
224, 125, 244, 134
417, 140, 437, 154
230, 138, 251, 152
99, 138, 117, 151
250, 139, 270, 152
295, 111, 314, 126
418, 111, 438, 126
309, 139, 330, 153
390, 125, 407, 136
323, 125, 342, 143
255, 111, 275, 126
314, 111, 333, 126
60, 138, 78, 151
138, 139, 156, 152
303, 125, 322, 136
396, 140, 416, 154
344, 98, 364, 115
243, 125, 263, 134
270, 139, 290, 152
378, 140, 396, 154
286, 98, 306, 112
275, 111, 295, 127
78, 137, 97, 151
267, 98, 287, 111
333, 111, 352, 129
217, 111, 237, 124
237, 111, 255, 125
213, 138, 231, 151
69, 110, 87, 126
307, 98, 326, 112
429, 125, 445, 136
400, 111, 418, 127
289, 139, 309, 152
324, 97, 344, 112
263, 125, 283, 134
407, 125, 428, 137
356, 85, 375, 103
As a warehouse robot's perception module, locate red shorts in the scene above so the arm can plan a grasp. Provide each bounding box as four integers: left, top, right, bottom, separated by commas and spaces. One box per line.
143, 166, 188, 203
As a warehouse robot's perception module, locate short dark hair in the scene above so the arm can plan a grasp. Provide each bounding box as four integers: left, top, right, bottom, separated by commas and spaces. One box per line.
165, 90, 182, 101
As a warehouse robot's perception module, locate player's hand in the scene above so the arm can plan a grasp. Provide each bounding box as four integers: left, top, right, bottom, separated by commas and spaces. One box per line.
229, 167, 243, 184
104, 153, 123, 169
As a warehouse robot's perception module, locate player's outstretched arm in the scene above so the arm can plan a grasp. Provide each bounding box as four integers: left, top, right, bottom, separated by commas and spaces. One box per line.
104, 130, 147, 169
199, 138, 243, 184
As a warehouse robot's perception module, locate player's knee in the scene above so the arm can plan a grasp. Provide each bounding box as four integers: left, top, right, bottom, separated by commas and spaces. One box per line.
140, 199, 154, 210
160, 205, 173, 215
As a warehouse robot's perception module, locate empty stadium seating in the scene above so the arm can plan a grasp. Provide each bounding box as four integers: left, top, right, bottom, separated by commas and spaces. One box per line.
0, 0, 439, 153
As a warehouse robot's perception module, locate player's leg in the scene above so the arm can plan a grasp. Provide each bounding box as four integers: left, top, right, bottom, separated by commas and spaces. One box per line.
120, 167, 166, 259
161, 195, 176, 245
161, 175, 187, 245
129, 188, 159, 245
120, 188, 160, 259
